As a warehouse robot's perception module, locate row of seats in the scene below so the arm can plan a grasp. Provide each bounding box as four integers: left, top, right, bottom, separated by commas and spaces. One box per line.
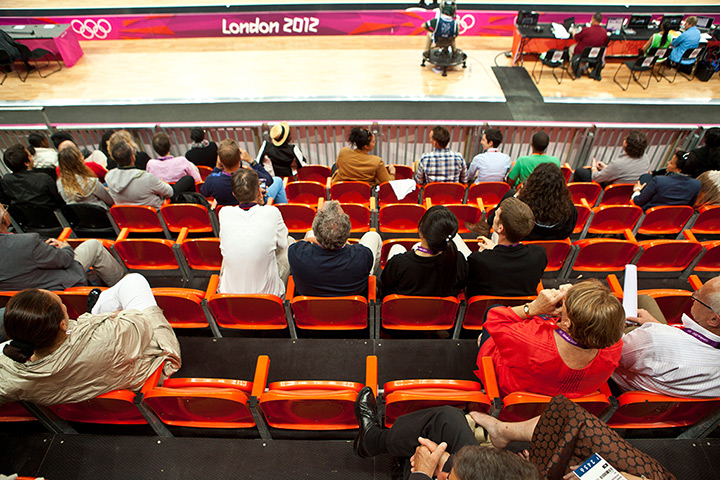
0, 273, 702, 340
4, 353, 718, 438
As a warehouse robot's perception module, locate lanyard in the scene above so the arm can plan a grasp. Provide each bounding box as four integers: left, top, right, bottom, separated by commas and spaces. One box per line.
681, 327, 720, 349
555, 328, 587, 349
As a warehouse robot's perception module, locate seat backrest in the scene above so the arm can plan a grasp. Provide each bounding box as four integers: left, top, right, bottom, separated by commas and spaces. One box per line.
579, 46, 606, 61
49, 389, 147, 424
339, 203, 371, 232
8, 204, 62, 230
607, 392, 720, 429
377, 181, 420, 205
152, 289, 210, 329
381, 238, 421, 267
378, 204, 425, 233
0, 402, 35, 422
291, 296, 369, 330
391, 164, 414, 180
499, 391, 610, 422
208, 293, 288, 330
571, 238, 640, 272
110, 205, 166, 234
588, 205, 643, 234
635, 240, 702, 273
179, 237, 222, 271
422, 182, 466, 204
567, 182, 602, 206
61, 204, 115, 232
275, 203, 316, 233
636, 289, 692, 324
445, 204, 483, 233
544, 49, 566, 65
636, 205, 694, 235
683, 47, 704, 62
381, 295, 460, 331
160, 203, 215, 234
297, 165, 332, 183
598, 183, 634, 205
113, 237, 182, 270
285, 181, 327, 204
647, 46, 670, 60
523, 239, 572, 272
467, 182, 510, 208
694, 240, 720, 272
691, 205, 720, 234
462, 296, 536, 330
330, 181, 372, 205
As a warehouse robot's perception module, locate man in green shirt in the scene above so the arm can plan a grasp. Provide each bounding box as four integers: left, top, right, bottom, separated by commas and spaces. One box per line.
506, 131, 560, 186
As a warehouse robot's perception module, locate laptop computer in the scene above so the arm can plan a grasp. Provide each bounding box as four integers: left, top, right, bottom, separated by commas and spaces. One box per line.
627, 14, 650, 29
605, 17, 624, 34
517, 11, 539, 27
660, 14, 683, 30
562, 17, 575, 32
697, 15, 714, 32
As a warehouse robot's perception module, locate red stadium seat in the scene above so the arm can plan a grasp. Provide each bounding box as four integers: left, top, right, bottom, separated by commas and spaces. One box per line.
285, 181, 327, 205
378, 204, 425, 233
380, 238, 420, 267
340, 202, 373, 233
381, 295, 460, 331
112, 228, 187, 279
330, 181, 372, 207
377, 181, 420, 205
598, 183, 635, 206
197, 165, 213, 181
390, 164, 414, 180
567, 182, 602, 206
297, 165, 332, 183
467, 182, 510, 209
110, 204, 169, 237
607, 391, 720, 429
634, 240, 702, 277
276, 202, 319, 234
585, 205, 643, 236
160, 203, 217, 235
688, 205, 720, 236
568, 230, 640, 276
441, 202, 484, 234
176, 228, 222, 277
523, 239, 572, 275
634, 205, 694, 236
422, 182, 466, 204
459, 295, 537, 332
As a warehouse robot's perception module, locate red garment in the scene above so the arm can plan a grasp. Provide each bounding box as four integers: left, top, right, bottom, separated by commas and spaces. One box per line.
476, 307, 622, 398
573, 24, 608, 55
55, 161, 107, 183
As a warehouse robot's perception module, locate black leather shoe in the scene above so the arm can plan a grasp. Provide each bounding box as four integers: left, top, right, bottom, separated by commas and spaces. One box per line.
353, 386, 379, 458
86, 288, 102, 313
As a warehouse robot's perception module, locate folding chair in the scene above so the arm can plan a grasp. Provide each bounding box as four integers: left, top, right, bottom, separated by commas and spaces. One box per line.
110, 204, 170, 238
383, 379, 492, 427
422, 182, 465, 205
18, 44, 62, 78
664, 47, 705, 83
570, 46, 606, 80
567, 182, 602, 206
59, 204, 117, 239
377, 181, 420, 205
257, 355, 377, 430
287, 275, 375, 333
634, 205, 694, 237
613, 54, 657, 91
204, 274, 291, 335
297, 165, 332, 183
531, 49, 568, 84
112, 228, 188, 280
598, 183, 635, 206
646, 46, 671, 82
467, 182, 510, 210
285, 180, 327, 205
160, 203, 218, 236
330, 181, 372, 207
381, 295, 460, 332
378, 204, 425, 234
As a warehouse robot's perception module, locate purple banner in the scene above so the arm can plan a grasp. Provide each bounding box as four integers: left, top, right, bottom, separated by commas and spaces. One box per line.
0, 10, 518, 40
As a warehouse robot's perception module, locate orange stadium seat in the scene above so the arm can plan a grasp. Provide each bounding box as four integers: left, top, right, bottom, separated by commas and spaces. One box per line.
381, 295, 460, 332
380, 238, 420, 267
160, 203, 218, 235
458, 294, 537, 333
340, 202, 373, 233
377, 181, 420, 205
110, 204, 170, 237
573, 199, 593, 236
568, 182, 602, 206
607, 391, 720, 430
467, 182, 510, 209
688, 205, 720, 236
175, 228, 222, 278
112, 228, 187, 279
607, 274, 699, 325
584, 205, 643, 236
634, 239, 702, 277
390, 164, 414, 180
378, 204, 425, 233
567, 231, 640, 277
330, 181, 372, 207
598, 183, 635, 206
524, 239, 573, 276
276, 202, 319, 234
285, 180, 327, 205
440, 202, 483, 234
683, 231, 720, 277
0, 402, 36, 422
422, 182, 465, 204
297, 165, 332, 183
634, 205, 694, 237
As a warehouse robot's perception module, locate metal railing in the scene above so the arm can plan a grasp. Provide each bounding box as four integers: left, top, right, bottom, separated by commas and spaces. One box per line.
0, 120, 715, 173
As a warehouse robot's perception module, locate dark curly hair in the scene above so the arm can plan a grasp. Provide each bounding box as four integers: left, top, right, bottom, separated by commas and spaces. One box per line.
517, 162, 574, 225
624, 130, 648, 159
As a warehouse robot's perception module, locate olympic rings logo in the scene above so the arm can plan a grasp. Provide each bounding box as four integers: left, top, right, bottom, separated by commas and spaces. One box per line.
458, 14, 475, 35
71, 19, 112, 40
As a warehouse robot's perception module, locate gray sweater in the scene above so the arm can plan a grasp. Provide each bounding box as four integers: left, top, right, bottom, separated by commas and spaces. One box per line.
105, 167, 173, 208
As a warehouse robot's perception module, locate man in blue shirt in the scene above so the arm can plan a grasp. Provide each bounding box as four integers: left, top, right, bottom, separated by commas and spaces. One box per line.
669, 16, 701, 66
467, 128, 512, 183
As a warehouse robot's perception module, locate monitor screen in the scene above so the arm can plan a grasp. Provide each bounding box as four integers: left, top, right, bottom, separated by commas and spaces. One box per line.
661, 14, 683, 29
606, 17, 624, 33
628, 14, 650, 28
562, 17, 575, 31
697, 16, 714, 29
518, 11, 539, 27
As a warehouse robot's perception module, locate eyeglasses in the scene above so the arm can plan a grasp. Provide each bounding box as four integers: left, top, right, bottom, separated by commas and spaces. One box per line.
692, 294, 716, 314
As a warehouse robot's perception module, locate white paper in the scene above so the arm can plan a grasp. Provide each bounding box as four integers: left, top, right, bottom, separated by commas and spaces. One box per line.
622, 264, 637, 319
44, 24, 56, 29
388, 178, 416, 201
551, 23, 570, 39
12, 25, 26, 29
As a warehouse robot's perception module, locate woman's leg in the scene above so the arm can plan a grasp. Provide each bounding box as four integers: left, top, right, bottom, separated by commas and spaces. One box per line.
468, 411, 539, 449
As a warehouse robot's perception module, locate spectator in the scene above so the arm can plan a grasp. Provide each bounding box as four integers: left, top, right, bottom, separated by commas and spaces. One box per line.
484, 163, 577, 241
146, 132, 201, 184
669, 16, 700, 70
477, 280, 624, 398
56, 145, 114, 209
688, 127, 720, 178
381, 205, 468, 298
201, 138, 287, 206
353, 392, 675, 480
632, 150, 701, 211
331, 127, 395, 186
185, 127, 218, 168
463, 198, 546, 298
695, 170, 720, 208
612, 276, 720, 398
50, 131, 75, 150
98, 130, 115, 168
467, 128, 511, 183
574, 130, 650, 185
0, 144, 65, 208
56, 140, 108, 183
642, 20, 672, 58
261, 121, 306, 178
27, 133, 58, 169
107, 130, 151, 170
568, 12, 607, 80
0, 204, 124, 291
217, 169, 292, 297
506, 131, 559, 187
0, 274, 181, 406
288, 200, 381, 297
414, 126, 468, 184
105, 141, 192, 208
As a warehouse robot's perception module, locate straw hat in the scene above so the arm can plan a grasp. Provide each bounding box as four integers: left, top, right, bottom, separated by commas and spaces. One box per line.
270, 121, 290, 146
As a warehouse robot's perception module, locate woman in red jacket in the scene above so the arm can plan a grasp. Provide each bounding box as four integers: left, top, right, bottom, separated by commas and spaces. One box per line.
477, 279, 624, 398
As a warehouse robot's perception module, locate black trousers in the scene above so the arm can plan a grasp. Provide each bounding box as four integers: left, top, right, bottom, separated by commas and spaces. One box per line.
170, 175, 196, 203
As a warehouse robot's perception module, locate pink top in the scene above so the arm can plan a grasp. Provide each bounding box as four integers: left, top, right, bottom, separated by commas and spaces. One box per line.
477, 307, 622, 398
146, 155, 201, 183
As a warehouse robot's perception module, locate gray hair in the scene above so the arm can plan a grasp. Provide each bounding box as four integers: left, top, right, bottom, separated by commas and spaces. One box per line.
313, 200, 351, 250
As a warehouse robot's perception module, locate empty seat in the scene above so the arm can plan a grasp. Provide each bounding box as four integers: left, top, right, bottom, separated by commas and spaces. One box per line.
378, 204, 425, 233
390, 164, 414, 180
381, 295, 460, 331
634, 240, 702, 277
443, 203, 483, 234
176, 227, 222, 277
285, 181, 327, 205
598, 183, 635, 206
688, 205, 720, 236
297, 165, 332, 183
523, 239, 572, 275
340, 202, 373, 233
467, 182, 510, 209
275, 203, 318, 234
112, 228, 187, 279
607, 391, 720, 429
205, 275, 289, 331
330, 181, 372, 206
160, 204, 217, 236
567, 231, 640, 277
422, 182, 465, 204
7, 204, 63, 238
377, 181, 420, 205
60, 204, 117, 239
634, 205, 694, 236
110, 205, 169, 237
567, 182, 602, 206
585, 205, 643, 236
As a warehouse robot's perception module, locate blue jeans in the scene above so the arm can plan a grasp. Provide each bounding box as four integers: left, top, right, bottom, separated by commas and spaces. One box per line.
267, 176, 287, 204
